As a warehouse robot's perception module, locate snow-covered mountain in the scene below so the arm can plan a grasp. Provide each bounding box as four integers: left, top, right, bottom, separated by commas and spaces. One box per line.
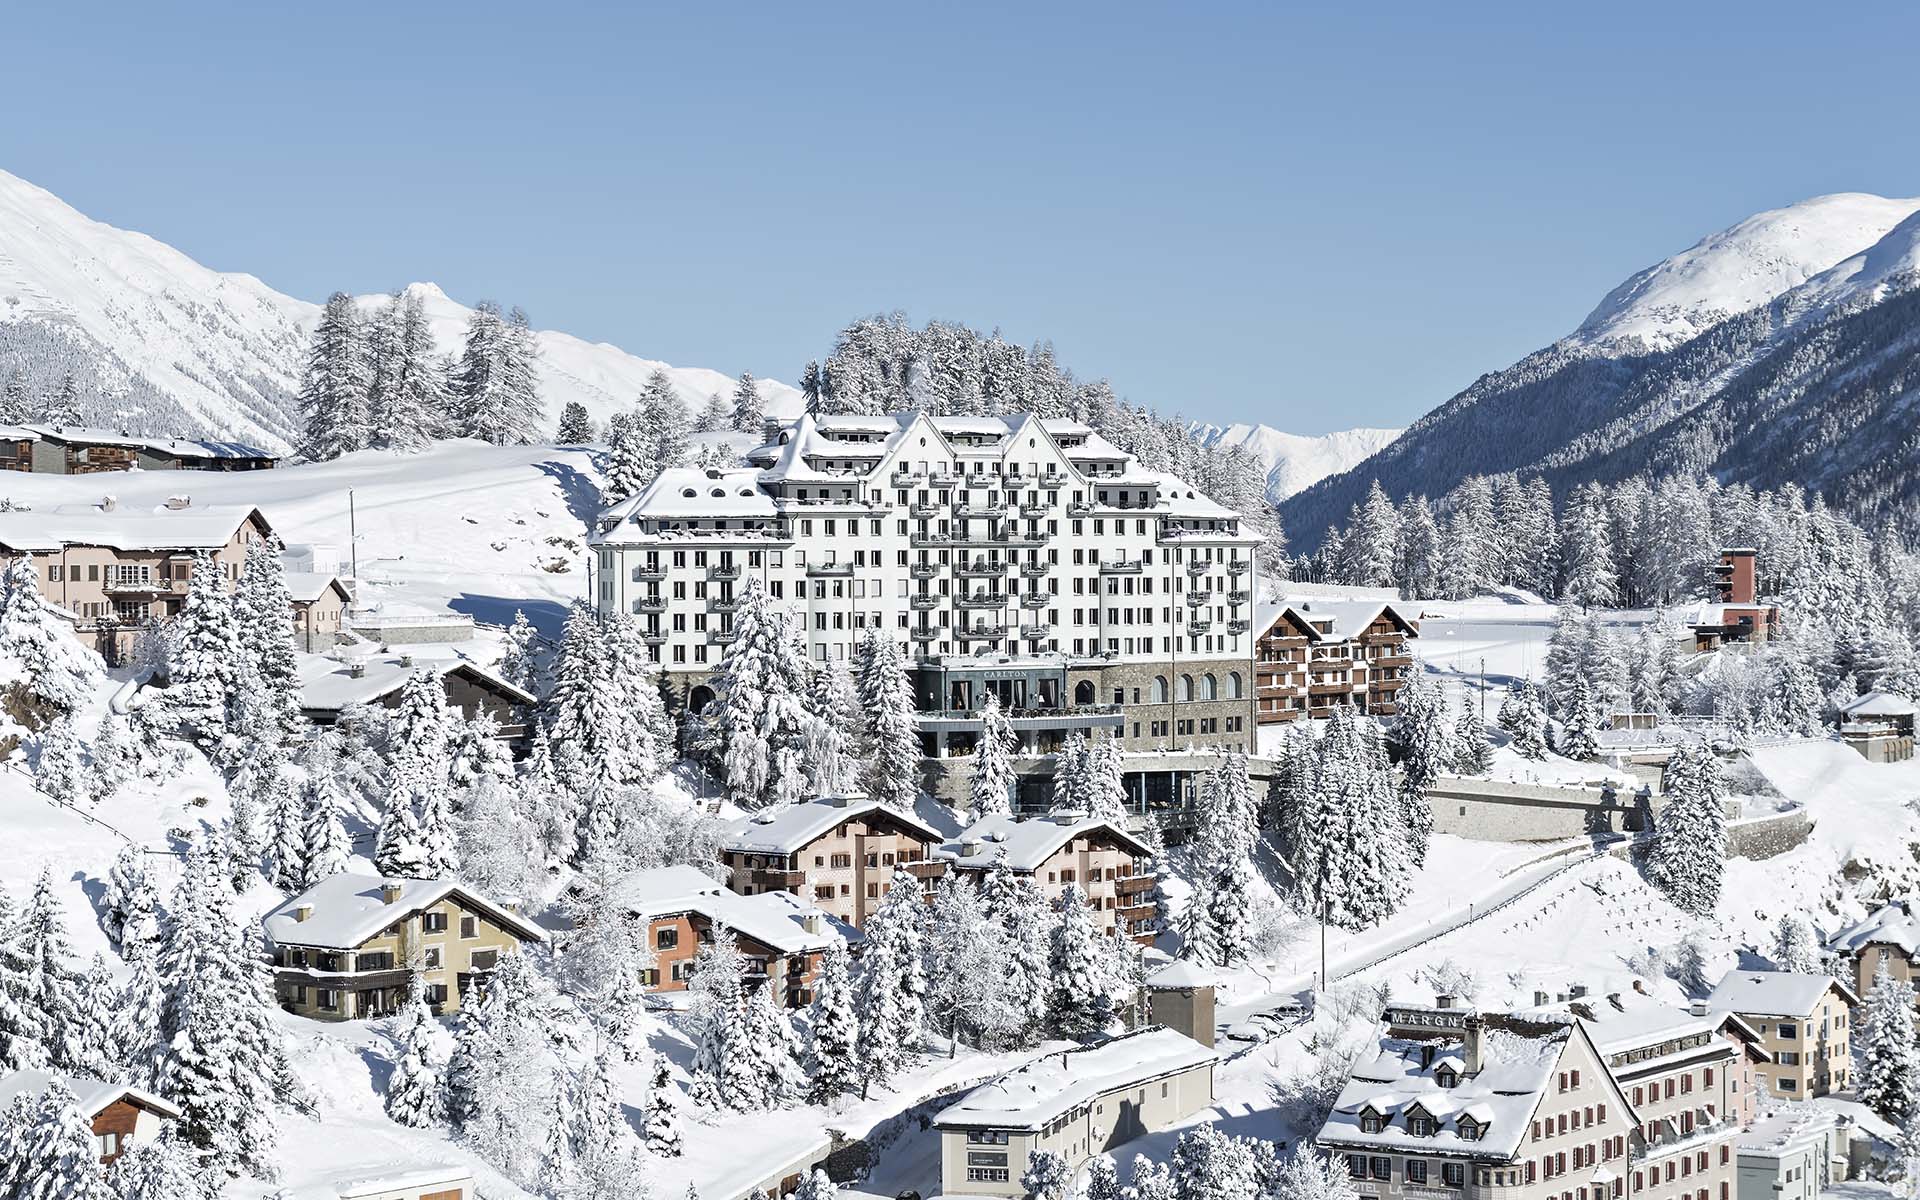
0, 169, 799, 452
1282, 190, 1920, 545
1193, 422, 1402, 503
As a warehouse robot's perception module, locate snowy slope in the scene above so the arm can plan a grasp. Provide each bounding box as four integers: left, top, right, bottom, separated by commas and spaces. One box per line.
0, 168, 799, 452
1572, 192, 1920, 350
1194, 422, 1402, 503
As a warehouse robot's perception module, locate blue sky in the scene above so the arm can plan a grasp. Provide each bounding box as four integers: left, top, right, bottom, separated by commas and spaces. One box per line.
6, 2, 1918, 434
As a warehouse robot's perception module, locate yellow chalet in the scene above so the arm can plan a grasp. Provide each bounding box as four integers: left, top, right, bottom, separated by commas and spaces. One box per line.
263, 873, 546, 1021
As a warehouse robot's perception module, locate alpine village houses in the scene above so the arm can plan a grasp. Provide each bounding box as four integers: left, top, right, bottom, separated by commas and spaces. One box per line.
937, 811, 1159, 945
719, 794, 949, 928
263, 874, 546, 1020
1252, 599, 1420, 725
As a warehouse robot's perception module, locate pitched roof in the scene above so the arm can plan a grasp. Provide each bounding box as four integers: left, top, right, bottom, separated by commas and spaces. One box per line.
597, 465, 776, 527
1707, 970, 1858, 1018
262, 872, 546, 949
609, 864, 853, 956
0, 1069, 182, 1120
295, 651, 534, 714
1829, 901, 1920, 958
939, 812, 1151, 872
282, 572, 350, 604
934, 1027, 1216, 1131
1319, 1023, 1570, 1160
0, 502, 269, 553
721, 795, 944, 854
1841, 691, 1916, 718
24, 424, 275, 459
1255, 598, 1416, 644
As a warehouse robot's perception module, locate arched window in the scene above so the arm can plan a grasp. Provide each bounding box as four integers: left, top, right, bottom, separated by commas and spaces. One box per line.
1074, 680, 1095, 705
1201, 674, 1218, 701
1178, 674, 1194, 702
687, 685, 717, 714
1226, 671, 1243, 699
1150, 676, 1168, 704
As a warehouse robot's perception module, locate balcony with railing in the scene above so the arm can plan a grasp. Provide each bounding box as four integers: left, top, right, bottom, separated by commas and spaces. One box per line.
634, 596, 668, 612
910, 563, 939, 579
708, 628, 739, 645
633, 564, 668, 581
957, 592, 1007, 608
103, 574, 180, 595
955, 502, 1008, 520
929, 471, 961, 487
1227, 589, 1250, 605
1187, 590, 1211, 605
1019, 503, 1050, 519
1185, 560, 1210, 576
910, 594, 940, 610
955, 559, 1009, 577
710, 597, 741, 614
1114, 873, 1157, 896
909, 502, 940, 519
1019, 624, 1051, 640
806, 562, 856, 577
890, 469, 922, 486
1227, 619, 1250, 635
955, 624, 1006, 641
1227, 559, 1250, 574
1039, 470, 1068, 487
708, 563, 742, 581
1020, 561, 1051, 577
1187, 619, 1213, 636
1067, 501, 1094, 516
750, 869, 808, 890
643, 631, 668, 645
1019, 593, 1049, 609
1100, 559, 1144, 574
898, 859, 948, 881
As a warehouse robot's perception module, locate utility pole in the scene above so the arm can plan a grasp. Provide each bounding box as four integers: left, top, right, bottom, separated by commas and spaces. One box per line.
1479, 656, 1487, 725
347, 488, 359, 613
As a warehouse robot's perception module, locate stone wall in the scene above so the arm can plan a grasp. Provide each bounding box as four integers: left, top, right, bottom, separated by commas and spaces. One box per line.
1427, 776, 1660, 843
1068, 656, 1256, 755
1725, 807, 1814, 860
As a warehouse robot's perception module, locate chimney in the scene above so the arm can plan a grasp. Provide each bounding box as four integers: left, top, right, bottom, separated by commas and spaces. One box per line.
961, 839, 983, 857
1569, 983, 1589, 999
380, 883, 404, 905
1462, 1016, 1485, 1074
1053, 810, 1082, 825
1435, 993, 1456, 1010
164, 495, 191, 510
1689, 999, 1710, 1018
347, 662, 367, 678
1534, 990, 1550, 1007
801, 912, 824, 935
293, 903, 313, 923
830, 794, 857, 808
99, 495, 116, 512
399, 654, 415, 668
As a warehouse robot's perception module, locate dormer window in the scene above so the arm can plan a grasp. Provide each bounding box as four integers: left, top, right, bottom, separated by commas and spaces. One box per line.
1458, 1120, 1484, 1142
1435, 1068, 1458, 1088
1360, 1112, 1385, 1134
1410, 1115, 1436, 1136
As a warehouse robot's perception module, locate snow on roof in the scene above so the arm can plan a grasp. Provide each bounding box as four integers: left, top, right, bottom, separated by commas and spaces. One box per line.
721, 795, 944, 854
1320, 1024, 1570, 1160
1038, 418, 1094, 437
263, 872, 546, 949
289, 1163, 475, 1200
1067, 431, 1131, 461
1737, 1107, 1847, 1154
0, 501, 267, 553
1707, 970, 1857, 1018
758, 412, 842, 484
1148, 959, 1213, 989
939, 812, 1151, 872
609, 865, 852, 956
0, 1069, 182, 1120
930, 415, 1013, 437
24, 423, 274, 459
295, 651, 534, 714
600, 465, 776, 527
1255, 598, 1414, 643
1841, 691, 1917, 718
812, 413, 906, 434
934, 1027, 1216, 1130
282, 572, 349, 604
0, 425, 40, 442
1829, 900, 1920, 958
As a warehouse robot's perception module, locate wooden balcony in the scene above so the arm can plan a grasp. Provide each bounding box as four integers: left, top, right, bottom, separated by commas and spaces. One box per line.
750, 869, 807, 890
1114, 874, 1157, 896
898, 860, 948, 881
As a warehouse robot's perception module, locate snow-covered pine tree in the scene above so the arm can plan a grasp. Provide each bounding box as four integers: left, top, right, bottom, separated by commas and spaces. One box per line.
0, 555, 103, 715
375, 288, 447, 451
1338, 481, 1400, 588
686, 924, 749, 1110
1386, 676, 1448, 865
599, 411, 650, 507
1772, 913, 1823, 974
981, 853, 1052, 1045
1859, 958, 1920, 1124
739, 981, 806, 1109
707, 583, 818, 810
1497, 680, 1549, 761
1050, 729, 1089, 813
102, 843, 159, 954
450, 301, 508, 443
104, 1130, 203, 1200
1558, 673, 1600, 762
87, 711, 136, 806
695, 391, 731, 433
1439, 476, 1498, 600
731, 371, 765, 433
168, 551, 241, 746
19, 865, 84, 1072
643, 1054, 683, 1156
1084, 735, 1129, 823
1, 1079, 113, 1200
1281, 709, 1412, 931
1452, 699, 1493, 774
1085, 1155, 1122, 1200
1396, 495, 1443, 602
1047, 884, 1113, 1038
1560, 483, 1620, 608
1645, 740, 1726, 918
110, 948, 165, 1090
801, 661, 860, 797
966, 692, 1018, 822
556, 401, 595, 445
1021, 1149, 1070, 1200
858, 631, 922, 808
926, 874, 1016, 1053
31, 718, 86, 804
854, 870, 928, 1090
639, 368, 691, 479
384, 978, 451, 1128
804, 940, 860, 1102
298, 291, 372, 461
231, 540, 301, 739
499, 609, 543, 697
72, 953, 119, 1081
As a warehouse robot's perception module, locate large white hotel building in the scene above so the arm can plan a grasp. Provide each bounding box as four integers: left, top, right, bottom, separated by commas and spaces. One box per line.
589, 411, 1264, 805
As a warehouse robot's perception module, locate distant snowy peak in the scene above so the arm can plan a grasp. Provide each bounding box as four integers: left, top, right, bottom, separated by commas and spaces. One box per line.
0, 168, 799, 452
1194, 422, 1402, 502
1572, 192, 1920, 351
